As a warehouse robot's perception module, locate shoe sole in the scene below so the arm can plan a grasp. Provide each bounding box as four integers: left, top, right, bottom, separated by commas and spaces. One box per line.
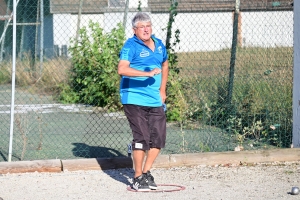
137, 189, 151, 191
132, 186, 151, 191
133, 188, 151, 191
149, 185, 157, 190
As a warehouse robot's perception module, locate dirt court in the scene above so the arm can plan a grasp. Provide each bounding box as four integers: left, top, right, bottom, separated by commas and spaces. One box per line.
0, 161, 299, 200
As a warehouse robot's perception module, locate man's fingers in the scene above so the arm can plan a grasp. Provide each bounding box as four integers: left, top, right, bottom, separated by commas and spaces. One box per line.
155, 68, 161, 74
148, 68, 161, 76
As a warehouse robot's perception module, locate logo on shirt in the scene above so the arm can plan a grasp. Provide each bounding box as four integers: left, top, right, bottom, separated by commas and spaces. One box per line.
140, 49, 150, 57
158, 46, 163, 54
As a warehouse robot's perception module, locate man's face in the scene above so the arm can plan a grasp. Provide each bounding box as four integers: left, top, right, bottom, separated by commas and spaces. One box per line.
133, 22, 152, 42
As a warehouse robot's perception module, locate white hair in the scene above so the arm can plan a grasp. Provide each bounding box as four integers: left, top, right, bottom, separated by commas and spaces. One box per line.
132, 12, 151, 28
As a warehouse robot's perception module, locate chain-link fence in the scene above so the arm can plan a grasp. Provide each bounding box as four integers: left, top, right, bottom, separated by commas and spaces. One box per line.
0, 0, 294, 162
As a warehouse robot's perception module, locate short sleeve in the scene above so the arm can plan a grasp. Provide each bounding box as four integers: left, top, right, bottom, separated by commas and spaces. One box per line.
119, 41, 135, 62
162, 43, 168, 63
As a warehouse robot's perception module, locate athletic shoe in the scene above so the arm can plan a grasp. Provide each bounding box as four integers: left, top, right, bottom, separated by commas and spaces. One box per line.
144, 171, 157, 190
132, 174, 150, 191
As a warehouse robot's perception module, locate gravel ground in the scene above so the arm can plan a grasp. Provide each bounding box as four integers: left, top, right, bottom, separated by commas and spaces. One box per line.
0, 161, 300, 200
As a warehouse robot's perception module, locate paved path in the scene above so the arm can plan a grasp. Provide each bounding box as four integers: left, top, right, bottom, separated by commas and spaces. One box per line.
0, 161, 299, 200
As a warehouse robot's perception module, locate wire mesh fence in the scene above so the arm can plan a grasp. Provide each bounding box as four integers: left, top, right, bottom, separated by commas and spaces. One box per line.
0, 0, 294, 162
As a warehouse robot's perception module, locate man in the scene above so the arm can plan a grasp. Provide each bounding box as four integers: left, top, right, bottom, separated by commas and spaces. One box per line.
118, 12, 169, 191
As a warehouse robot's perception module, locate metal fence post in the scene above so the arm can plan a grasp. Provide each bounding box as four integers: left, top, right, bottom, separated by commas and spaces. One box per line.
293, 1, 300, 148
227, 0, 240, 105
8, 0, 17, 162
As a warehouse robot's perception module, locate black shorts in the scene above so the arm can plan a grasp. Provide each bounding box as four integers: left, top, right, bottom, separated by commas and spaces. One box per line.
123, 104, 167, 151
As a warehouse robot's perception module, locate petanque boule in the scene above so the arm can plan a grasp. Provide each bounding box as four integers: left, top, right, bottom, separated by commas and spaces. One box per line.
291, 187, 299, 195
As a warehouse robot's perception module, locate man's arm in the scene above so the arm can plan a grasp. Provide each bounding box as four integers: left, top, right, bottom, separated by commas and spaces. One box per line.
118, 60, 161, 77
160, 60, 169, 103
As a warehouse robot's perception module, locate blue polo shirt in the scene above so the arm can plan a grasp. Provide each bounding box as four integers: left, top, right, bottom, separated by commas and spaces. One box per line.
119, 35, 168, 107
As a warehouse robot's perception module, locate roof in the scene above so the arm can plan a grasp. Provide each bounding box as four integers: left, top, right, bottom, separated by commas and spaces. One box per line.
50, 0, 108, 14
148, 0, 293, 13
49, 0, 293, 14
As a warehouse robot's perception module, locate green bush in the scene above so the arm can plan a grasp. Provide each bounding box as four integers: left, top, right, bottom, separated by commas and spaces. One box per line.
59, 21, 125, 109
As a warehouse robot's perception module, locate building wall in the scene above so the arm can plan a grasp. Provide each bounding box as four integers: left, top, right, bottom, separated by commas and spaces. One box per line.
242, 11, 293, 47
52, 11, 293, 53
53, 14, 105, 56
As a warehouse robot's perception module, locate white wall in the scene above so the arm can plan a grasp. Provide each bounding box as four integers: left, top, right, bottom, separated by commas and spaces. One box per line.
129, 0, 148, 8
242, 11, 293, 47
53, 14, 104, 53
52, 11, 293, 53
167, 12, 233, 52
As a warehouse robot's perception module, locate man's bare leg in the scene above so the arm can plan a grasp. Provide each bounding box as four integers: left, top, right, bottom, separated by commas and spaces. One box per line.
143, 148, 160, 173
133, 150, 145, 178
133, 148, 160, 177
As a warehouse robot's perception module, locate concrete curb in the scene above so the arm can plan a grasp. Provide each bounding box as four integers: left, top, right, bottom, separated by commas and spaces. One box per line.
0, 148, 299, 174
0, 159, 62, 174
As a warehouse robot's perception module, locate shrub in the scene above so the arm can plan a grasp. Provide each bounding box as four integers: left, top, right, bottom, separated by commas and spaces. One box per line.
59, 21, 126, 109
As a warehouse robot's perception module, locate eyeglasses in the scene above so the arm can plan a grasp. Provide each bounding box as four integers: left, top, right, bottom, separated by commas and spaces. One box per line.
135, 25, 152, 30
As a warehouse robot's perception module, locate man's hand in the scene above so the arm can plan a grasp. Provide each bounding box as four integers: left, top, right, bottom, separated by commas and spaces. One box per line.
160, 90, 167, 103
148, 68, 162, 77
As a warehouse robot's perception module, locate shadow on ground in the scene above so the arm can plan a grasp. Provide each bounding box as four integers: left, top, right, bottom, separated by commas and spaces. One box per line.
71, 142, 134, 185
71, 142, 125, 158
0, 148, 22, 162
0, 149, 7, 162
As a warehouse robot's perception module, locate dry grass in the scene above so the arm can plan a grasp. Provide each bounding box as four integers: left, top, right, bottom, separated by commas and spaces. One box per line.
0, 55, 72, 94
0, 46, 292, 98
177, 47, 293, 80
173, 46, 293, 122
